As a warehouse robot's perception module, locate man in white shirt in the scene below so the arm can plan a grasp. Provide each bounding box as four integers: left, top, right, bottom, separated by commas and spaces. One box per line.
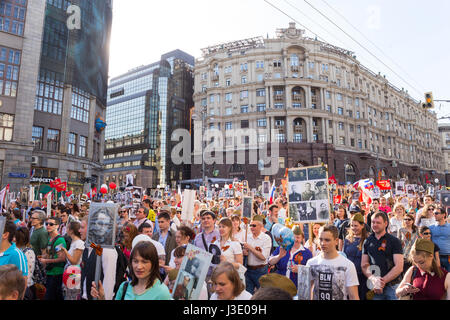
306, 225, 360, 300
243, 215, 272, 294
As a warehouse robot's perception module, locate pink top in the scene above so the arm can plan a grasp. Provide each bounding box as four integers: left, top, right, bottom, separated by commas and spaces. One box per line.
413, 267, 448, 300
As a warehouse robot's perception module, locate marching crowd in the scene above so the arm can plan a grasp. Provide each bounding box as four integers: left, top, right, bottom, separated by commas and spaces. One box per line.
0, 187, 449, 301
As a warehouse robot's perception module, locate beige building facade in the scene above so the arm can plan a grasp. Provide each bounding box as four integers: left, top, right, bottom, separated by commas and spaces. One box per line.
192, 23, 444, 187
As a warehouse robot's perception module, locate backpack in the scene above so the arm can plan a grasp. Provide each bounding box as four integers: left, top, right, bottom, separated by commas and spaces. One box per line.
45, 235, 65, 271
113, 245, 129, 298
63, 234, 72, 250
23, 247, 47, 285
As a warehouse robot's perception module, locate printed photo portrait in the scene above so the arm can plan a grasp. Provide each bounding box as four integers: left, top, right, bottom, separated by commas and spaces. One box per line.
316, 201, 330, 221
242, 197, 253, 219
86, 203, 117, 248
288, 169, 307, 182
289, 203, 300, 222
262, 181, 270, 194
288, 181, 303, 203
307, 167, 327, 181
301, 182, 316, 201
313, 181, 328, 201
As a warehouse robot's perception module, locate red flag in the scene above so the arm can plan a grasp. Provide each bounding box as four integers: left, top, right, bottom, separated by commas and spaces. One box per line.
376, 180, 391, 190
333, 195, 342, 204
328, 175, 337, 185
65, 191, 73, 197
55, 181, 67, 192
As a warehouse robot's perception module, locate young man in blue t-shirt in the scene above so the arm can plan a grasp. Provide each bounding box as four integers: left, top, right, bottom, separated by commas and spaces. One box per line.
430, 207, 450, 272
0, 219, 28, 299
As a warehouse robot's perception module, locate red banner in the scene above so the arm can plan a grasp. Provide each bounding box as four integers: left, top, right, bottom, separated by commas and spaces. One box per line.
376, 180, 391, 190
333, 195, 342, 204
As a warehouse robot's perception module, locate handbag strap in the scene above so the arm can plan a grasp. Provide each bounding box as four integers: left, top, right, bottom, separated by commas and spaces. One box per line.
201, 233, 209, 252
121, 282, 129, 300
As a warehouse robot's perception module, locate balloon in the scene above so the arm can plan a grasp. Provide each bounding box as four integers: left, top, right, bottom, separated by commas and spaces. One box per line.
63, 265, 81, 289
272, 223, 295, 251
100, 187, 108, 194
109, 182, 117, 190
229, 184, 233, 189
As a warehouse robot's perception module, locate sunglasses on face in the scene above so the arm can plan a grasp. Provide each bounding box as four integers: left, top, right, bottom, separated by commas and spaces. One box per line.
46, 222, 56, 227
250, 224, 257, 228
422, 232, 431, 236
404, 219, 412, 221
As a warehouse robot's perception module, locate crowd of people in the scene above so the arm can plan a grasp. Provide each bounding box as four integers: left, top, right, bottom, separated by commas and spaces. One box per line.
0, 186, 449, 301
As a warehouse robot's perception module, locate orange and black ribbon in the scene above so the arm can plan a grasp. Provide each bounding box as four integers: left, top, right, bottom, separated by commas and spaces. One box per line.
90, 243, 103, 256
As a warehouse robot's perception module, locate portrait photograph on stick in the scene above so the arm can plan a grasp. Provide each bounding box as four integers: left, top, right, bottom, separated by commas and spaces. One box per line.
86, 202, 117, 248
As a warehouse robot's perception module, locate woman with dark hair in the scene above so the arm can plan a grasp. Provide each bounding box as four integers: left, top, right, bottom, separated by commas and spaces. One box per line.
343, 213, 369, 300
15, 227, 36, 300
398, 213, 419, 273
91, 241, 172, 300
333, 205, 349, 230
121, 222, 139, 260
70, 202, 81, 220
210, 262, 252, 300
166, 226, 195, 270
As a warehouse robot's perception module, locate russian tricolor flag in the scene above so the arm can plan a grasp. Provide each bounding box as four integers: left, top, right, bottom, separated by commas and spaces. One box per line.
269, 180, 276, 204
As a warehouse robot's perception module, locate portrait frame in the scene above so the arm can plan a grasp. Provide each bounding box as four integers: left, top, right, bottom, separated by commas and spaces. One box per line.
86, 202, 118, 249
172, 244, 212, 301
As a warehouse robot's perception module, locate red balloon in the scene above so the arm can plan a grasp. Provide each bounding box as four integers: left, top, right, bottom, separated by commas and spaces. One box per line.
109, 182, 117, 190
100, 187, 108, 194
229, 184, 233, 189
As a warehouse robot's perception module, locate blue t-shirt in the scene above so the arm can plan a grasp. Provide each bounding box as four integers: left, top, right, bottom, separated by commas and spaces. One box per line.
114, 280, 172, 300
429, 223, 450, 255
271, 246, 312, 287
343, 238, 363, 274
0, 243, 28, 276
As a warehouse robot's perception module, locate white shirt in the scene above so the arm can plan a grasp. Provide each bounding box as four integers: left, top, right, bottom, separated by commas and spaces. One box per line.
306, 253, 359, 300
233, 228, 246, 244
246, 231, 272, 266
210, 290, 252, 300
213, 239, 242, 264
82, 247, 117, 300
65, 239, 85, 268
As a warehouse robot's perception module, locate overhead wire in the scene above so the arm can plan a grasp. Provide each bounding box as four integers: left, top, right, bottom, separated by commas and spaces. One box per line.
300, 0, 424, 98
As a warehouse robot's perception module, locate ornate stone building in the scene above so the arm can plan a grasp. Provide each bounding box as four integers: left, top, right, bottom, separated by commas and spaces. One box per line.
191, 23, 444, 187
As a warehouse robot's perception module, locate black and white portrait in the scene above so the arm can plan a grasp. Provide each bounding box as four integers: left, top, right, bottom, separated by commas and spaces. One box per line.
317, 201, 330, 221
289, 182, 302, 203
297, 203, 307, 221
289, 169, 307, 182
301, 182, 316, 201
289, 203, 300, 221
441, 192, 450, 207
313, 181, 328, 201
297, 265, 311, 300
307, 167, 327, 181
242, 197, 253, 219
262, 181, 270, 194
86, 203, 117, 248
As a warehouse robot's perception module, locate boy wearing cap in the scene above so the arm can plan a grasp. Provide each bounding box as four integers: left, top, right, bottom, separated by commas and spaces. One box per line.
243, 215, 272, 294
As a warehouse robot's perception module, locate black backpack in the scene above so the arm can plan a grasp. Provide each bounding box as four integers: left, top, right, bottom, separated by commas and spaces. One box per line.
113, 245, 129, 298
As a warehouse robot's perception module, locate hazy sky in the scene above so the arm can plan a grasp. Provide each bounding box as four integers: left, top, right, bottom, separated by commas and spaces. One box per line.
108, 0, 450, 121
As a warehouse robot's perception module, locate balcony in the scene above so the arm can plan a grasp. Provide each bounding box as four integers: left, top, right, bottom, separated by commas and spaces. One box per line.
293, 95, 303, 102
291, 65, 299, 72
274, 94, 284, 101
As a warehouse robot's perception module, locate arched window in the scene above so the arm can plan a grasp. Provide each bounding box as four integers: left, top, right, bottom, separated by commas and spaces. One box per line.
345, 164, 356, 184
291, 54, 299, 66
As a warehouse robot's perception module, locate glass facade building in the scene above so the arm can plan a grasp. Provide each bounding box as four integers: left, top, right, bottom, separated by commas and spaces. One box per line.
104, 50, 194, 189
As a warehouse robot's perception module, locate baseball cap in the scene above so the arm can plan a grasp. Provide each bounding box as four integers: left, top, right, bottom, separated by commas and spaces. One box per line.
131, 234, 152, 250
200, 210, 216, 220
349, 204, 361, 213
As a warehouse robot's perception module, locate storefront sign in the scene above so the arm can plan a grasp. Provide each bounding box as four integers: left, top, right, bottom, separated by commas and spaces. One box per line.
8, 173, 27, 179
30, 177, 55, 184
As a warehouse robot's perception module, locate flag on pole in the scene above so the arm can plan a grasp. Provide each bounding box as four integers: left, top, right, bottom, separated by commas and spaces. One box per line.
269, 180, 276, 204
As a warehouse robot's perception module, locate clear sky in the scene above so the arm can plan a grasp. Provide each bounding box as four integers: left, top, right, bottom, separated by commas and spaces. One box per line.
108, 0, 450, 121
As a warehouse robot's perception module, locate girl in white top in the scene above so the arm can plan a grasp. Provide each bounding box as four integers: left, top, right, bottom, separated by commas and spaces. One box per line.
231, 214, 246, 244
61, 221, 85, 268
210, 262, 252, 300
166, 226, 195, 270
389, 203, 406, 235
215, 218, 243, 269
415, 203, 437, 228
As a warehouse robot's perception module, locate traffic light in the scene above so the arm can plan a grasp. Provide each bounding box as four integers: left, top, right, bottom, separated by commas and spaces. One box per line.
423, 92, 434, 109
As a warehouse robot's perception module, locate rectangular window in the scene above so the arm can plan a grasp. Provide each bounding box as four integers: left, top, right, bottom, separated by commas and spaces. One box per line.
240, 105, 248, 113
71, 87, 90, 123
337, 93, 342, 101
241, 76, 247, 84
47, 129, 60, 152
256, 88, 266, 97
225, 107, 232, 115
294, 133, 303, 143
241, 120, 249, 129
274, 103, 284, 109
240, 90, 248, 99
226, 78, 231, 86
225, 93, 232, 102
339, 137, 345, 145
257, 103, 266, 112
256, 61, 264, 69
338, 107, 344, 115
0, 46, 20, 97
35, 69, 63, 115
32, 126, 43, 150
257, 118, 267, 127
68, 133, 76, 155
225, 122, 232, 130
0, 113, 14, 141
79, 136, 87, 158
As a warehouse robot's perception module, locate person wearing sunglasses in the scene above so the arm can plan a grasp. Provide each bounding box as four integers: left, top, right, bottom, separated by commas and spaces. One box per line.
429, 207, 450, 272
243, 215, 272, 295
39, 217, 67, 300
419, 226, 441, 268
397, 213, 419, 273
415, 204, 437, 228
